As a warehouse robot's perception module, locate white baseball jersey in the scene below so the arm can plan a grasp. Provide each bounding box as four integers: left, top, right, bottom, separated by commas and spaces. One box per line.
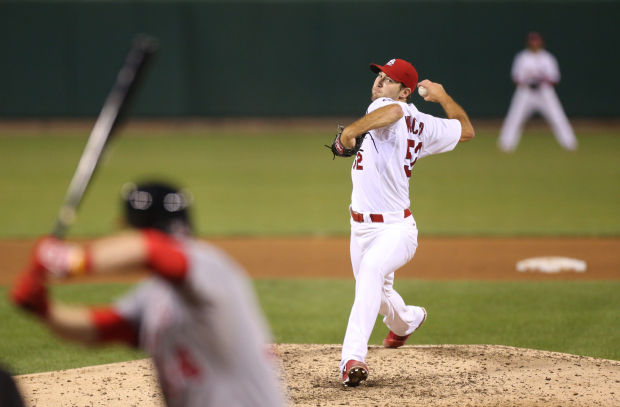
511, 49, 560, 85
350, 97, 461, 213
114, 236, 285, 407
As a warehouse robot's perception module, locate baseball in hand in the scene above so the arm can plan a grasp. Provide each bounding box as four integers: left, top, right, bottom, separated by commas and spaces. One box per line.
418, 86, 428, 97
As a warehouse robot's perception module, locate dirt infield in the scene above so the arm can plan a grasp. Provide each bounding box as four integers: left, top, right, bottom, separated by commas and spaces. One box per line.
3, 236, 620, 406
14, 345, 620, 407
1, 236, 618, 284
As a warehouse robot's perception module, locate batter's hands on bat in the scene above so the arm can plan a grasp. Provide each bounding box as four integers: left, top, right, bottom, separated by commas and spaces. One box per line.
34, 237, 90, 278
417, 79, 448, 103
18, 236, 90, 280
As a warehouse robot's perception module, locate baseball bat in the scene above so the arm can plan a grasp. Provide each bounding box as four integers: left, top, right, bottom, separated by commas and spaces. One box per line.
51, 35, 159, 238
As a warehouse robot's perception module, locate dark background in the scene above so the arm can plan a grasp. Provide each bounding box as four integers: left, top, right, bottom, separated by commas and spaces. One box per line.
1, 0, 618, 118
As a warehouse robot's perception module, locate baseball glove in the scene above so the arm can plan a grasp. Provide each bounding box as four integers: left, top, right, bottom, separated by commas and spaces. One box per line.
327, 125, 366, 158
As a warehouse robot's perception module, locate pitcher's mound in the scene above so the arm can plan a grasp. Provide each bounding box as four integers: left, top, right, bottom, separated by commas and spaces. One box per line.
16, 344, 620, 407
284, 344, 619, 406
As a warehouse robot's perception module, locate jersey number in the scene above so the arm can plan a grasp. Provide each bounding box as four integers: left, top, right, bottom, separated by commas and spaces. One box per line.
353, 152, 363, 170
404, 139, 423, 177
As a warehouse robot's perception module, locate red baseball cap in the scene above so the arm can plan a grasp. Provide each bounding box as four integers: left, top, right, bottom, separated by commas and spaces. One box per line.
370, 58, 418, 91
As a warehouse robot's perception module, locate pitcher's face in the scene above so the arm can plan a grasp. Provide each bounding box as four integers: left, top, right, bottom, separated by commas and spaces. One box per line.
372, 72, 407, 101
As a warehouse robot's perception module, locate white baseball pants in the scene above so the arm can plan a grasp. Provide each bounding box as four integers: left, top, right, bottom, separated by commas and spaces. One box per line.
498, 85, 577, 152
340, 215, 425, 371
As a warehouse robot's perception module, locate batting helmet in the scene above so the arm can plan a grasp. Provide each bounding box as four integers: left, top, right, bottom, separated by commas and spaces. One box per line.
121, 181, 192, 235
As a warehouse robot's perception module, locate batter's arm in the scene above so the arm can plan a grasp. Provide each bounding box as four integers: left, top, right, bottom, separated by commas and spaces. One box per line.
46, 303, 99, 343
87, 231, 148, 271
33, 230, 188, 282
418, 79, 475, 142
340, 104, 403, 148
11, 257, 141, 348
10, 234, 144, 345
44, 303, 138, 346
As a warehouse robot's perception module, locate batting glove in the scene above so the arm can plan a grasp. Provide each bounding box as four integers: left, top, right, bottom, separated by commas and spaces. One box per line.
10, 259, 49, 319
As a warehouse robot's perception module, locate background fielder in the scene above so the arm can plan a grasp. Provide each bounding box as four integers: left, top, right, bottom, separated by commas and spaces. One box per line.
330, 58, 475, 387
498, 31, 578, 152
10, 181, 286, 407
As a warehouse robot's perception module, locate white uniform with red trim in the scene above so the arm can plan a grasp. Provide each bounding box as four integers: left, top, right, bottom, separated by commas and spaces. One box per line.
498, 48, 577, 151
340, 97, 461, 371
113, 232, 285, 407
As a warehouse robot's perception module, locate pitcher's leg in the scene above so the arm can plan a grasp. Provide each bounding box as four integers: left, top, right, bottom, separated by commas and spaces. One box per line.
341, 223, 415, 368
377, 225, 423, 336
349, 222, 362, 278
380, 282, 426, 336
340, 256, 384, 370
340, 223, 378, 371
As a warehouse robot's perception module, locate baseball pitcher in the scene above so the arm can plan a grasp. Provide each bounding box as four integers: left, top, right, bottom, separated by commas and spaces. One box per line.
11, 182, 286, 407
329, 58, 475, 387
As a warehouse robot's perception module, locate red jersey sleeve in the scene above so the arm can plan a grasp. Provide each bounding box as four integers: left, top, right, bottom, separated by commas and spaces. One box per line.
142, 229, 189, 283
90, 307, 139, 346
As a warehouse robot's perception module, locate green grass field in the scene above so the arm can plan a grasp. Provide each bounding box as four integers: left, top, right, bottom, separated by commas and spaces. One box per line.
1, 124, 619, 237
1, 279, 618, 374
0, 123, 618, 374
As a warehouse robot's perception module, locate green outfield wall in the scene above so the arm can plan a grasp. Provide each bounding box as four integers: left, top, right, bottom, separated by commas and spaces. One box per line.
1, 1, 618, 118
